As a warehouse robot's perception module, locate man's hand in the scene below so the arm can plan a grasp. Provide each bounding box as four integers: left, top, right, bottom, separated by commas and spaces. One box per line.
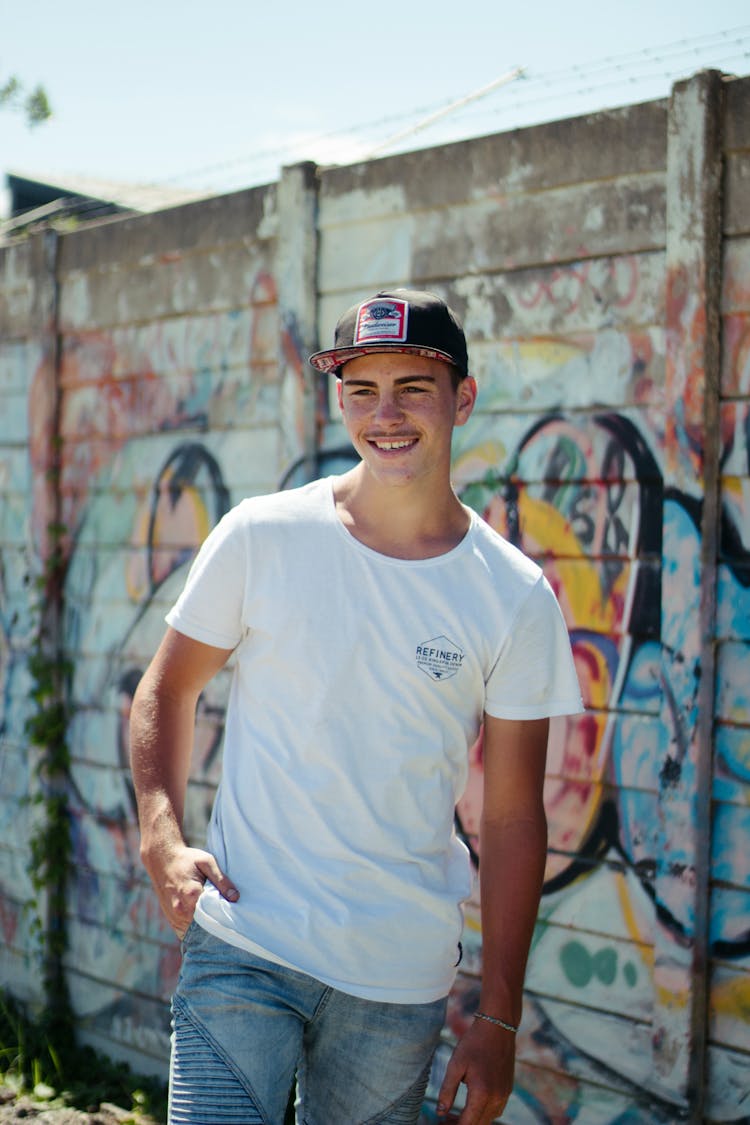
143, 843, 239, 939
437, 1018, 515, 1124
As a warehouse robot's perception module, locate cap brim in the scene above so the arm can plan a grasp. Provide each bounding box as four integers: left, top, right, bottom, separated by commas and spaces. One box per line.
309, 343, 461, 375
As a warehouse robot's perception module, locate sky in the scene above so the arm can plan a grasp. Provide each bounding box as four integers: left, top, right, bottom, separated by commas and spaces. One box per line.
1, 0, 749, 217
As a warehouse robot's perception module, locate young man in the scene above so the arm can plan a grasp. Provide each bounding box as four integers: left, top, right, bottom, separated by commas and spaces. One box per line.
130, 289, 582, 1125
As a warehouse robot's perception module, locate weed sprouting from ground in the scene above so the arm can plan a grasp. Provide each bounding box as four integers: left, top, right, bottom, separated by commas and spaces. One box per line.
0, 992, 167, 1122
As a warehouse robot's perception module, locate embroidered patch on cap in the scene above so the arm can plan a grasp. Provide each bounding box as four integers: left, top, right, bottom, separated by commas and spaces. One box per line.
353, 297, 409, 345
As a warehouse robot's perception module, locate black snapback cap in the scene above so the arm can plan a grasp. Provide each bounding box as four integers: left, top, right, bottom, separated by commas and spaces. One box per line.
309, 288, 468, 378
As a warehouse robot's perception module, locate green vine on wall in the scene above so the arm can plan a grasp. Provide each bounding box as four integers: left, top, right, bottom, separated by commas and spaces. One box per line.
24, 515, 74, 1040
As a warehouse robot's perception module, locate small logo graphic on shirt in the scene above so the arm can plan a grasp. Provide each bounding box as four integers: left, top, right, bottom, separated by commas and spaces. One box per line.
416, 635, 464, 681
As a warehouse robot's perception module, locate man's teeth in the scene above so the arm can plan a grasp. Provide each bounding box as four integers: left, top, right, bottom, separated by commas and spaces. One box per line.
375, 439, 413, 449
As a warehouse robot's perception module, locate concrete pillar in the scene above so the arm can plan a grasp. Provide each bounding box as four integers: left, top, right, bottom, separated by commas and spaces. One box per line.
29, 229, 62, 566
655, 70, 725, 1116
275, 161, 321, 474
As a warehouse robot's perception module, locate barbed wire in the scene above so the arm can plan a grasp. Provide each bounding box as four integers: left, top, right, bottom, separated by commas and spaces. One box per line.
452, 45, 750, 133
163, 24, 750, 190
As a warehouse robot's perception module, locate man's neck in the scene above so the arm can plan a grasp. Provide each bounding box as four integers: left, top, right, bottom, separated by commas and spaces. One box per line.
333, 467, 470, 561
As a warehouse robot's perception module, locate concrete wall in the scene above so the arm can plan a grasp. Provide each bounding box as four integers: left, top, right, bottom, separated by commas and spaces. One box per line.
0, 69, 747, 1122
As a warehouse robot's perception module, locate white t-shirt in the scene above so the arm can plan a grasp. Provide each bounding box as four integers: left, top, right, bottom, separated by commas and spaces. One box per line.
166, 476, 582, 1002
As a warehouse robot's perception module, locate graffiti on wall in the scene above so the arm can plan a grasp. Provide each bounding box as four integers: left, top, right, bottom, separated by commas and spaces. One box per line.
64, 438, 233, 1042
2, 238, 748, 1121
433, 406, 750, 1121
1, 272, 296, 1054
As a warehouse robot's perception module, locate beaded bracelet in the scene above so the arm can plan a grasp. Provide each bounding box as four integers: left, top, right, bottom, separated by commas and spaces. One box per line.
474, 1010, 518, 1034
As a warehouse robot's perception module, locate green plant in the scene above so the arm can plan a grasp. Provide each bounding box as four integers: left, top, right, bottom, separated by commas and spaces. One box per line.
0, 75, 52, 125
24, 516, 74, 1036
0, 991, 168, 1120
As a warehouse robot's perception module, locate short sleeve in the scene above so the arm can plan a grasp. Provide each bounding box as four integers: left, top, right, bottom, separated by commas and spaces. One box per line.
165, 507, 247, 650
484, 574, 583, 720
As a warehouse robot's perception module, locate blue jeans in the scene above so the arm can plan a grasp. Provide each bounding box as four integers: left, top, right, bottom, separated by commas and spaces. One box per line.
169, 922, 448, 1125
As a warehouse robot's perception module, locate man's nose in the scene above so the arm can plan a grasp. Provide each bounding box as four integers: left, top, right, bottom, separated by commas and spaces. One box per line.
373, 393, 403, 422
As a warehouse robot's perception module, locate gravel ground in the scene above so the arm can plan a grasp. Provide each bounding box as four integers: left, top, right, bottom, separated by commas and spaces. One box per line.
0, 1088, 159, 1124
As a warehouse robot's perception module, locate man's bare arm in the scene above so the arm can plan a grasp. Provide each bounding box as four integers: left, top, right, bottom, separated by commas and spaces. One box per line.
438, 715, 549, 1125
129, 627, 238, 937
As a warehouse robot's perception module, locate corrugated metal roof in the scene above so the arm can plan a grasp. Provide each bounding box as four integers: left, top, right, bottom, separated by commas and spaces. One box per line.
6, 169, 209, 215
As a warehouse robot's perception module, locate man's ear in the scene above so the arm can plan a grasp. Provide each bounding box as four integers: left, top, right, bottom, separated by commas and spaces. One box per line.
454, 376, 477, 427
336, 379, 344, 412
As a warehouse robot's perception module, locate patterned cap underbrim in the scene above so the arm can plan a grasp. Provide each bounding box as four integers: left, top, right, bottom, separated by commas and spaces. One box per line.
309, 343, 463, 375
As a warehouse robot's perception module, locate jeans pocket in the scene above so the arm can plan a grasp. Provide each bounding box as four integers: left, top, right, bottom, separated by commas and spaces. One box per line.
179, 918, 198, 955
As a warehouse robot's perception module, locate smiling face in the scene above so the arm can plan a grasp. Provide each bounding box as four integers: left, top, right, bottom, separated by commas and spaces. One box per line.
337, 353, 476, 490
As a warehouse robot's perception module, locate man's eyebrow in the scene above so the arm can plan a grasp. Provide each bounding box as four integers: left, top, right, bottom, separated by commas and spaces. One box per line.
342, 374, 437, 387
